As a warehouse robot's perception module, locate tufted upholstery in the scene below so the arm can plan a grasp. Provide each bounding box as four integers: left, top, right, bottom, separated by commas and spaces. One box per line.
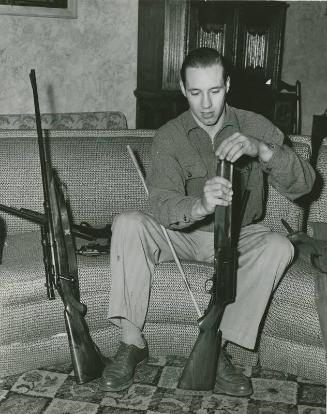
259, 256, 325, 382
0, 129, 325, 384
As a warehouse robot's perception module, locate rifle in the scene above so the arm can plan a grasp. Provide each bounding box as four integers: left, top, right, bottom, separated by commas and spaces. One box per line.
7, 70, 106, 384
0, 205, 111, 243
177, 159, 247, 394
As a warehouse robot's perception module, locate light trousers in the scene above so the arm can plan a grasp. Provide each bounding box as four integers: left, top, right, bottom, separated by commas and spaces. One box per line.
108, 211, 294, 350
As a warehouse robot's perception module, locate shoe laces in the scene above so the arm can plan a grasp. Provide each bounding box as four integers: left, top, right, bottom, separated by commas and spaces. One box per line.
220, 349, 243, 374
221, 350, 232, 365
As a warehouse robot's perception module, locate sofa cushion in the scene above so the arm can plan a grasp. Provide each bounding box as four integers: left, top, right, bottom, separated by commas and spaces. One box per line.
0, 229, 214, 376
261, 257, 323, 347
0, 229, 215, 337
0, 229, 259, 376
0, 231, 111, 344
0, 130, 311, 237
259, 336, 325, 384
260, 138, 312, 234
0, 130, 154, 235
259, 254, 325, 383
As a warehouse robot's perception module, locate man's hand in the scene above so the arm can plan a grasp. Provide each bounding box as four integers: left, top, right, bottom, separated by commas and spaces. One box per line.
191, 176, 233, 219
215, 132, 274, 163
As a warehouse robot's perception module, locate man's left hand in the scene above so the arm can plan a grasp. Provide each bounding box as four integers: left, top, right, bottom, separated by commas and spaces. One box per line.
215, 132, 273, 163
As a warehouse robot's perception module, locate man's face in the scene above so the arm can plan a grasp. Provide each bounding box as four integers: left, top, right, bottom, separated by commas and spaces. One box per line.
180, 63, 230, 128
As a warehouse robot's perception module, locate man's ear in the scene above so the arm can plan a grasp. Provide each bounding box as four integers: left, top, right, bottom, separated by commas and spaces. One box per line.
226, 76, 231, 94
180, 79, 186, 97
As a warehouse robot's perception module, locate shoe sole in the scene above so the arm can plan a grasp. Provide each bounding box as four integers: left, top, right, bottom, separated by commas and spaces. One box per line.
99, 357, 148, 393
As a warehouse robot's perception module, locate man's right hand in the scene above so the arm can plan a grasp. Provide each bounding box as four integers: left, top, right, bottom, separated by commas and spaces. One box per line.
191, 176, 233, 220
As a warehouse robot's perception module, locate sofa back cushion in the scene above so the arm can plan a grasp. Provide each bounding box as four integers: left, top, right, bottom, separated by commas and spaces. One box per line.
0, 130, 312, 236
260, 135, 312, 233
0, 130, 153, 234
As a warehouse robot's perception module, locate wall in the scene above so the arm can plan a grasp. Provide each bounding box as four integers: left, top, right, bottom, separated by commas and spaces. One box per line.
0, 0, 138, 128
282, 1, 327, 134
0, 1, 326, 134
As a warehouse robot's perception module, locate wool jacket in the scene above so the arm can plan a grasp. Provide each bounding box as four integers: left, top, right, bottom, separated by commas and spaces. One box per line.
147, 105, 316, 232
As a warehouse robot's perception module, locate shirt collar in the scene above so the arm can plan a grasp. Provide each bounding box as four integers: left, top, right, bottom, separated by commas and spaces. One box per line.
182, 104, 240, 136
181, 109, 199, 134
223, 104, 240, 132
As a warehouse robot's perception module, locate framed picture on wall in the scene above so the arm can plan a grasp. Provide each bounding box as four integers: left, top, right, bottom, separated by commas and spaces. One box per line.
0, 0, 77, 18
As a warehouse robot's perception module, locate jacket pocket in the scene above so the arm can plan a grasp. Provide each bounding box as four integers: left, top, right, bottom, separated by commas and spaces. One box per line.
182, 163, 208, 180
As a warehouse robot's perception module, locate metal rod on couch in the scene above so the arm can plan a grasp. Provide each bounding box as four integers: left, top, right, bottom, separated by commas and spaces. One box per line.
127, 145, 201, 318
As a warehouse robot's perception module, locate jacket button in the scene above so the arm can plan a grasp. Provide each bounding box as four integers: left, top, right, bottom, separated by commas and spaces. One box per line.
187, 171, 192, 178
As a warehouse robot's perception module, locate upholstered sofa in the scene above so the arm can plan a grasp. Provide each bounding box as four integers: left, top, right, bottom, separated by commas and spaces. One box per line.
0, 128, 325, 386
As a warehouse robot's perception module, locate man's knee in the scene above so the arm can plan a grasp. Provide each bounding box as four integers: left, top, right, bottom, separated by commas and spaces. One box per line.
112, 211, 149, 233
265, 232, 294, 261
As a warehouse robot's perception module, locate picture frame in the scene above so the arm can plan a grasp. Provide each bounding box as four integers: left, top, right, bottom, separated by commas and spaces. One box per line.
0, 0, 77, 18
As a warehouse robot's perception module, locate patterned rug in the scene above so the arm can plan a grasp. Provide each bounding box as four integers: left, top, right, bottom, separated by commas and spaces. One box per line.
0, 354, 325, 414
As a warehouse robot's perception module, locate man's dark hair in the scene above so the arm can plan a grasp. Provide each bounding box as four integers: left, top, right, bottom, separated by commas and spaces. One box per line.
180, 47, 230, 87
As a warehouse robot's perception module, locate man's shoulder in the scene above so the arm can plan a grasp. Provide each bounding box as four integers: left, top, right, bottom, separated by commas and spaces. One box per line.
230, 106, 282, 142
154, 111, 189, 146
157, 111, 188, 134
231, 106, 271, 126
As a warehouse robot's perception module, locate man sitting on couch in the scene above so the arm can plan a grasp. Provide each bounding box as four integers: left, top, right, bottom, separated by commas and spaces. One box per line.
101, 48, 315, 395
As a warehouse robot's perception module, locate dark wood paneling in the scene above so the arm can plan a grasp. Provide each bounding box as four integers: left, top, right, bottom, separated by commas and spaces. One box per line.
136, 0, 295, 133
137, 0, 166, 91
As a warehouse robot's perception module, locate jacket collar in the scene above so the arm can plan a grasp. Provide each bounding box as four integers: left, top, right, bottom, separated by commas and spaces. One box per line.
181, 104, 240, 137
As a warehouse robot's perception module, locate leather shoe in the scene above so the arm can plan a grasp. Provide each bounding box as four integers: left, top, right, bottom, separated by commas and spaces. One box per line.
100, 340, 149, 392
215, 349, 253, 396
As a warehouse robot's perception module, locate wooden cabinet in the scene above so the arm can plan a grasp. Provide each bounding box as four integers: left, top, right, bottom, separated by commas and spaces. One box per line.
136, 0, 293, 132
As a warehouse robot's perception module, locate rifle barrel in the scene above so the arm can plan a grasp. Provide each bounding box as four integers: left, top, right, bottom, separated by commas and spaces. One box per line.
0, 204, 108, 242
0, 204, 45, 225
